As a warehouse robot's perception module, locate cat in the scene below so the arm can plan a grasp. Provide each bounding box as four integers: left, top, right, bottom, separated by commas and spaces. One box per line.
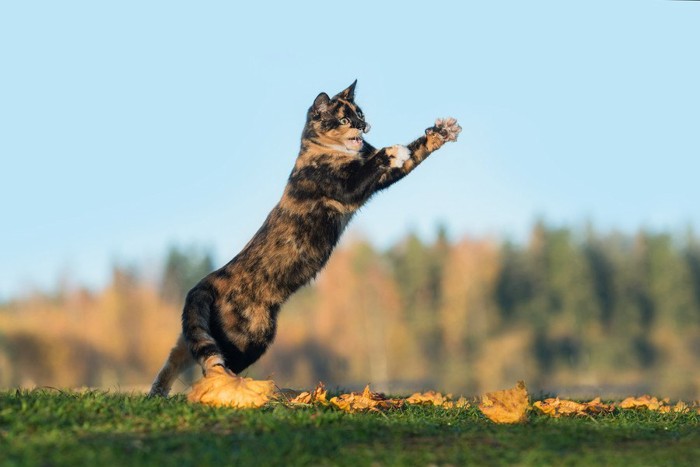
149, 80, 461, 396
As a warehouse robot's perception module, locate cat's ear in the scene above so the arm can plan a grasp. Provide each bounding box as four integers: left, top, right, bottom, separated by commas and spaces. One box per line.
312, 92, 330, 113
336, 80, 357, 101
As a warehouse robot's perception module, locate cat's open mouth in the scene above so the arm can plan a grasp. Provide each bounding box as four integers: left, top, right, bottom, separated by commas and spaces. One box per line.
345, 136, 363, 151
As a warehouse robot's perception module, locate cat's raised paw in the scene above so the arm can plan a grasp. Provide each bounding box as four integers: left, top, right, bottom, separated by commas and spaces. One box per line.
427, 117, 461, 142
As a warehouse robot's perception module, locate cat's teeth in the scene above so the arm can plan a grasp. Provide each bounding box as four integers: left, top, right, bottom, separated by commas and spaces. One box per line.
344, 137, 363, 151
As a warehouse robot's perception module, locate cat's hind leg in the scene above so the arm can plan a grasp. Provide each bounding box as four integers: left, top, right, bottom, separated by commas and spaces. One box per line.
180, 283, 230, 376
183, 298, 278, 408
148, 333, 195, 397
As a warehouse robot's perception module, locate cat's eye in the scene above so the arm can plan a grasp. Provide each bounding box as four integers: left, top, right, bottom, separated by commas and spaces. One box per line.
339, 118, 350, 125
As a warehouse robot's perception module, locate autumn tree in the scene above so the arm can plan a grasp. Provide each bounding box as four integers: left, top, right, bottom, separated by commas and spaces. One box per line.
439, 237, 500, 393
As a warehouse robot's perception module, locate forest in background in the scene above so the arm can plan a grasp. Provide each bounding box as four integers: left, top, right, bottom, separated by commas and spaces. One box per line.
2, 222, 700, 399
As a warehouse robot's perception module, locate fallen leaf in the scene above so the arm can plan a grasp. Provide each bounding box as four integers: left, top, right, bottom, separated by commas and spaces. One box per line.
405, 391, 470, 409
289, 382, 329, 405
289, 391, 311, 404
670, 401, 690, 414
478, 381, 529, 424
654, 400, 691, 414
443, 397, 471, 410
533, 398, 583, 417
533, 397, 614, 418
583, 397, 616, 415
406, 391, 450, 407
330, 385, 404, 413
618, 395, 668, 411
187, 365, 275, 408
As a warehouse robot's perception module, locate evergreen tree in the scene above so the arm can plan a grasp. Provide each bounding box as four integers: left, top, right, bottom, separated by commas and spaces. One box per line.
583, 231, 617, 328
160, 245, 215, 305
684, 232, 700, 314
386, 231, 447, 364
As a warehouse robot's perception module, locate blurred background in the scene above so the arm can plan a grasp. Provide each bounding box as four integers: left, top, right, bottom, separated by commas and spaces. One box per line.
1, 1, 699, 399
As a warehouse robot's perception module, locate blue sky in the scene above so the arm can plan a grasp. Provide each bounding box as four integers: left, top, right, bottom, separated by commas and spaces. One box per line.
1, 1, 699, 299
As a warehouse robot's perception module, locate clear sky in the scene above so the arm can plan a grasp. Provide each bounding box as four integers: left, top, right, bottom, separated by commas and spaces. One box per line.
1, 1, 699, 300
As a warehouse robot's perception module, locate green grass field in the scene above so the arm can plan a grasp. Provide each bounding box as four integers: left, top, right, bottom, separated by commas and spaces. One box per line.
1, 389, 699, 466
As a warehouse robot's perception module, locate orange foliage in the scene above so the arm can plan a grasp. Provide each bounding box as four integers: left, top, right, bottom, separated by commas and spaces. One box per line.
0, 269, 180, 389
440, 238, 500, 354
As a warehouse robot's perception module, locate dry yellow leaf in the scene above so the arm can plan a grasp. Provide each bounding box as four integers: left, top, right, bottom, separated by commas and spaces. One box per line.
617, 395, 694, 413
656, 401, 690, 414
670, 401, 691, 413
289, 391, 311, 404
534, 398, 583, 417
443, 397, 471, 410
330, 385, 404, 413
289, 382, 329, 405
618, 395, 668, 411
671, 401, 690, 414
187, 365, 275, 409
533, 397, 614, 418
478, 381, 529, 424
405, 391, 470, 409
583, 397, 616, 415
406, 391, 450, 406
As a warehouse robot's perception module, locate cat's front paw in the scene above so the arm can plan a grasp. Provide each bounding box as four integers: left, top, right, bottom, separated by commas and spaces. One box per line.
426, 117, 462, 143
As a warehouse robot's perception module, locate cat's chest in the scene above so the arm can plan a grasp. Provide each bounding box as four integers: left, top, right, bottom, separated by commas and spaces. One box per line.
337, 212, 354, 235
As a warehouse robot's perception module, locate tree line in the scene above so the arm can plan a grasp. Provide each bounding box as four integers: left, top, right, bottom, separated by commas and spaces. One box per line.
1, 223, 699, 399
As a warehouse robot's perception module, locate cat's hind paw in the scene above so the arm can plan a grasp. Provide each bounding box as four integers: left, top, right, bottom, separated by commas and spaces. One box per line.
427, 117, 461, 142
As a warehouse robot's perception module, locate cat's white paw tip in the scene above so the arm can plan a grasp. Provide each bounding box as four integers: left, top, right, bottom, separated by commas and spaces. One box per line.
390, 145, 411, 168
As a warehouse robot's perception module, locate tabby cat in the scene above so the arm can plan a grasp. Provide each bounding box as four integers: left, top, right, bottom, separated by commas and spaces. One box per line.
149, 81, 461, 396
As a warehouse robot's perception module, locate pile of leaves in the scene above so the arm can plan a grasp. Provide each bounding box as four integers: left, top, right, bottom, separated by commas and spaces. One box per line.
284, 383, 470, 413
187, 373, 700, 424
475, 382, 698, 423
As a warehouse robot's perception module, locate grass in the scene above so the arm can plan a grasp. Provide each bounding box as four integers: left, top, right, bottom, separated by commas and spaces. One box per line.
1, 389, 699, 466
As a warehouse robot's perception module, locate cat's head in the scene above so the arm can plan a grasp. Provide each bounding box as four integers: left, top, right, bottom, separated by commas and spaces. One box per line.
304, 80, 371, 153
